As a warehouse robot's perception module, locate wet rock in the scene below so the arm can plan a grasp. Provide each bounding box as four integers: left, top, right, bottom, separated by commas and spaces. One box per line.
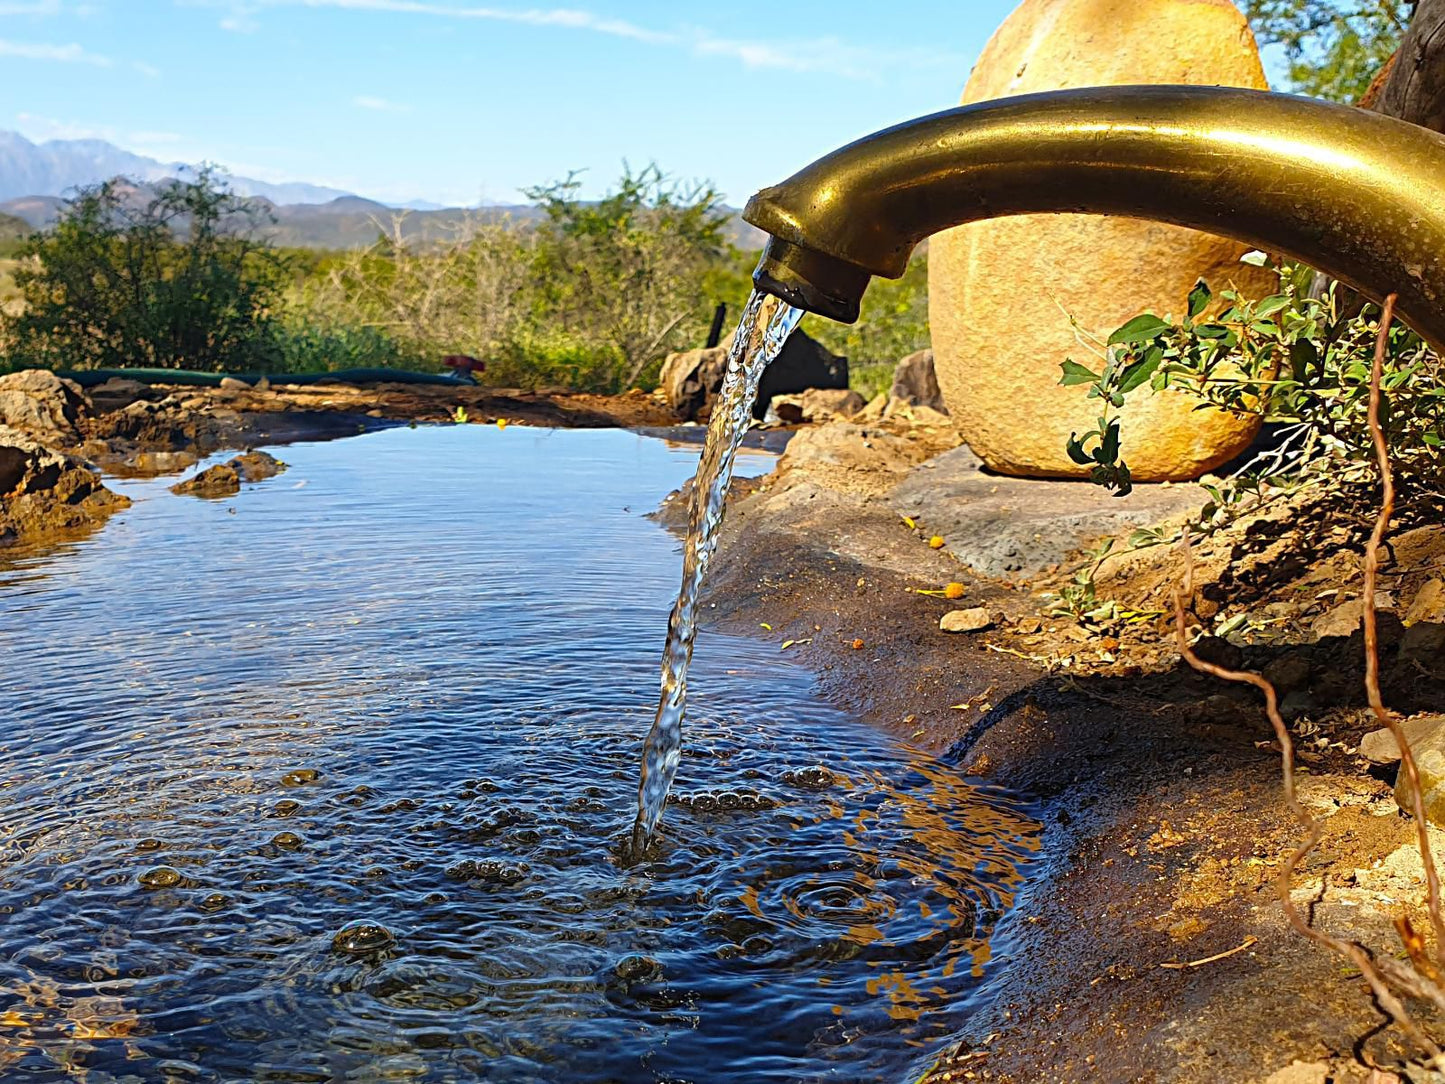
940, 607, 994, 633
0, 425, 131, 547
612, 954, 663, 985
228, 450, 286, 482
272, 799, 302, 817
1406, 579, 1445, 626
1395, 725, 1445, 826
1359, 715, 1445, 765
659, 329, 847, 421
769, 388, 866, 424
332, 921, 396, 956
445, 859, 528, 885
889, 349, 946, 413
782, 766, 836, 790
0, 369, 90, 445
170, 463, 240, 498
280, 769, 320, 786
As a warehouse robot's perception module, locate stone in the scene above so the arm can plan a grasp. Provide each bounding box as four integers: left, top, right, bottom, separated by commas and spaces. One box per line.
940, 607, 994, 633
889, 349, 946, 412
229, 451, 286, 482
770, 388, 866, 424
658, 329, 848, 421
1401, 621, 1445, 669
1259, 1062, 1329, 1084
1312, 599, 1369, 639
170, 464, 240, 498
218, 376, 251, 390
1395, 724, 1445, 826
928, 0, 1276, 481
1359, 715, 1445, 764
0, 424, 130, 545
124, 449, 199, 476
892, 444, 1204, 577
0, 369, 90, 445
1406, 579, 1445, 626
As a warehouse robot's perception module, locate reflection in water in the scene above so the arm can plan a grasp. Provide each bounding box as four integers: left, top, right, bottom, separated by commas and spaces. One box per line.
0, 426, 1039, 1082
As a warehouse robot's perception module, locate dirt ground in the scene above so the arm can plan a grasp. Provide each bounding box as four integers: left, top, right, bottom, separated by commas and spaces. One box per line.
674, 413, 1445, 1084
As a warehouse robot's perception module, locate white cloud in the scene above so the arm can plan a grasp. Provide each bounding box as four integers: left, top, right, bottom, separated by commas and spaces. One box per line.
14, 114, 183, 154
0, 37, 110, 64
181, 0, 953, 79
353, 94, 410, 114
132, 60, 162, 77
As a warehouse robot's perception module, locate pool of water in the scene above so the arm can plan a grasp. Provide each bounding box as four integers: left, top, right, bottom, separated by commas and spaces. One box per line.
0, 425, 1040, 1083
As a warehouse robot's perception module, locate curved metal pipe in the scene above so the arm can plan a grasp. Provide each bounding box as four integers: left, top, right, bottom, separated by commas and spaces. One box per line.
743, 85, 1445, 348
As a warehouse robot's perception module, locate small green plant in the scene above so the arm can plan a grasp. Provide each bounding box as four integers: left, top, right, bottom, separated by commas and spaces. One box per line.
453, 406, 469, 424
1059, 255, 1444, 509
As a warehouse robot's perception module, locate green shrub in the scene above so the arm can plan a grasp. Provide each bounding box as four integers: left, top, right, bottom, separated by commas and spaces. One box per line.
2, 170, 286, 372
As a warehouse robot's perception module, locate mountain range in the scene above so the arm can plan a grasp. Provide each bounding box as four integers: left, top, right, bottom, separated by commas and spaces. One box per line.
0, 129, 765, 250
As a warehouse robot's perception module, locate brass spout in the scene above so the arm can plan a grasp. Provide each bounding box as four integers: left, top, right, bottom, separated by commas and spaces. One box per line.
743, 85, 1445, 348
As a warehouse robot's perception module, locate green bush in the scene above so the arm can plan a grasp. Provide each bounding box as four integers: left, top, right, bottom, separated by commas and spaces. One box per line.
1243, 0, 1410, 102
2, 170, 286, 372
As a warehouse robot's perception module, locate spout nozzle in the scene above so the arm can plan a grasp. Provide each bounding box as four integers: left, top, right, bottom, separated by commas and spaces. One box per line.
751, 238, 870, 325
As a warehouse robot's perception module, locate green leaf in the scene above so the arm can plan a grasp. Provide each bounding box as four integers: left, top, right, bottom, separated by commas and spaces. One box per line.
1254, 295, 1290, 319
1108, 313, 1172, 346
1099, 420, 1121, 464
1118, 346, 1163, 393
1066, 434, 1094, 466
1187, 280, 1212, 320
1059, 359, 1101, 386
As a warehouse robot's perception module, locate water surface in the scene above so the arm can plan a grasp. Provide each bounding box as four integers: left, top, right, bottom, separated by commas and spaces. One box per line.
0, 426, 1038, 1082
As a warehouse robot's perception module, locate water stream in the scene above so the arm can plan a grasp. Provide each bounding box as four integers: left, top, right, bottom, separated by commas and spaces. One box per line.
633, 291, 803, 852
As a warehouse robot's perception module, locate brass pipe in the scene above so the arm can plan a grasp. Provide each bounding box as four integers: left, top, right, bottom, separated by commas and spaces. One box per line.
743, 85, 1445, 349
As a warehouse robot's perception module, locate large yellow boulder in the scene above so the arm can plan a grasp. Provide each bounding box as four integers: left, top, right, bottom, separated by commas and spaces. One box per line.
928, 0, 1277, 481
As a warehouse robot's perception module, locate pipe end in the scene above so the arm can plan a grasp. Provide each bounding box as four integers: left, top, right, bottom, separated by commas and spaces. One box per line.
751, 239, 871, 325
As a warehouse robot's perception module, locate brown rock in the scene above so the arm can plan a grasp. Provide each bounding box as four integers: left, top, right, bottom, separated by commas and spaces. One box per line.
940, 607, 994, 633
889, 349, 946, 412
1259, 1063, 1328, 1084
659, 330, 848, 421
171, 464, 241, 498
928, 0, 1275, 481
770, 388, 866, 423
1406, 578, 1445, 626
0, 424, 130, 545
1359, 715, 1445, 764
0, 369, 90, 446
229, 451, 286, 482
1395, 724, 1445, 826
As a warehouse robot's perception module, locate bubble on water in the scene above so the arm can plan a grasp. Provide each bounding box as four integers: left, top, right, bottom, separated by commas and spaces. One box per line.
332, 921, 396, 956
281, 769, 321, 787
445, 860, 527, 886
138, 866, 182, 889
272, 799, 302, 818
271, 832, 304, 850
135, 838, 163, 852
781, 766, 837, 791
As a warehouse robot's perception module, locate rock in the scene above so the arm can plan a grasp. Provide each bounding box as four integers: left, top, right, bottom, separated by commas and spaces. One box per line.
1359, 715, 1445, 764
777, 422, 929, 491
770, 388, 866, 423
889, 349, 946, 412
940, 607, 994, 633
892, 444, 1204, 577
658, 329, 848, 421
1262, 652, 1312, 696
928, 0, 1275, 481
0, 424, 130, 545
0, 369, 90, 445
170, 464, 240, 498
218, 376, 251, 390
1191, 635, 1244, 671
170, 451, 285, 497
1395, 725, 1445, 826
1259, 1062, 1329, 1084
1312, 599, 1368, 639
89, 377, 154, 412
1401, 621, 1445, 669
1406, 579, 1445, 626
228, 451, 286, 482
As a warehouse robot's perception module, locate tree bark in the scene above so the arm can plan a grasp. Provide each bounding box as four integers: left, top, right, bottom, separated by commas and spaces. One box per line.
1375, 0, 1445, 131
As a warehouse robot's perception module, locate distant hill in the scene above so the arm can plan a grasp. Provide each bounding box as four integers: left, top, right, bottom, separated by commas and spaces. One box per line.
0, 128, 768, 251
0, 129, 351, 206
0, 210, 28, 242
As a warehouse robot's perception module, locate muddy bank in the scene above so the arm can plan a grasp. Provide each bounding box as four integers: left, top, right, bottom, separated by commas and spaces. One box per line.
677, 415, 1445, 1083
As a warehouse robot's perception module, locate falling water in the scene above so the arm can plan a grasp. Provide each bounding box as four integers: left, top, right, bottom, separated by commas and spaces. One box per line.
631, 290, 803, 853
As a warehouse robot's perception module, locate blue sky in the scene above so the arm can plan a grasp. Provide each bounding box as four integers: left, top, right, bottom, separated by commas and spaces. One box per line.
0, 0, 1273, 207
